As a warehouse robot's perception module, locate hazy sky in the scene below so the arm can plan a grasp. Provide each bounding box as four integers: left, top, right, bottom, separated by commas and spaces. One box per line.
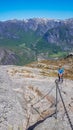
0, 0, 73, 21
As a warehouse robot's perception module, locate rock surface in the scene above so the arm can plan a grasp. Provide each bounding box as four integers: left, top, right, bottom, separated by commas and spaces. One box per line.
0, 65, 73, 130
0, 48, 19, 65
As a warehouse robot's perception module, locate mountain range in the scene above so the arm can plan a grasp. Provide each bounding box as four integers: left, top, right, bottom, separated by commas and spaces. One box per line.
0, 18, 73, 65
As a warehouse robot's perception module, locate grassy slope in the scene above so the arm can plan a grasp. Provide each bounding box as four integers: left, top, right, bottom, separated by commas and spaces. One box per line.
0, 26, 71, 65
0, 30, 41, 65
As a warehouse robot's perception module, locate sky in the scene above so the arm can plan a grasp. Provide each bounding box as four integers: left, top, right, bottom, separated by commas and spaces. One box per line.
0, 0, 73, 21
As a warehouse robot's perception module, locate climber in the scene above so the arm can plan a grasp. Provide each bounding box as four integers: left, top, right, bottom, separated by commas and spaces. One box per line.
58, 64, 64, 82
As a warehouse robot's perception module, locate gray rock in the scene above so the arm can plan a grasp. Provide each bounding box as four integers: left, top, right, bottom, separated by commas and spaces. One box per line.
0, 65, 73, 130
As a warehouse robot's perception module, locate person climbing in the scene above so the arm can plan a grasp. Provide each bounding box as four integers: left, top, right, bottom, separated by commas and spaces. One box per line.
58, 64, 64, 82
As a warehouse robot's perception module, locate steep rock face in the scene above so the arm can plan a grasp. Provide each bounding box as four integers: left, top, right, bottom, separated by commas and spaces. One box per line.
0, 49, 19, 65
44, 24, 73, 46
0, 18, 73, 41
36, 23, 73, 52
0, 18, 60, 40
0, 18, 73, 48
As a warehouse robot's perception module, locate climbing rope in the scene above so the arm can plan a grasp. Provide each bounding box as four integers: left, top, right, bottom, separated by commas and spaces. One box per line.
30, 83, 56, 121
55, 80, 73, 130
28, 78, 73, 130
32, 83, 55, 106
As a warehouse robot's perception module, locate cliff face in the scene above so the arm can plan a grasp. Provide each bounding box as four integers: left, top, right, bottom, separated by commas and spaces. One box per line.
0, 48, 19, 65
44, 24, 73, 47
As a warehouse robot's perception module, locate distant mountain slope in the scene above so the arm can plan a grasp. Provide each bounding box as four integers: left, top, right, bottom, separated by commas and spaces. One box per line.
36, 24, 73, 53
0, 18, 60, 47
0, 18, 73, 65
